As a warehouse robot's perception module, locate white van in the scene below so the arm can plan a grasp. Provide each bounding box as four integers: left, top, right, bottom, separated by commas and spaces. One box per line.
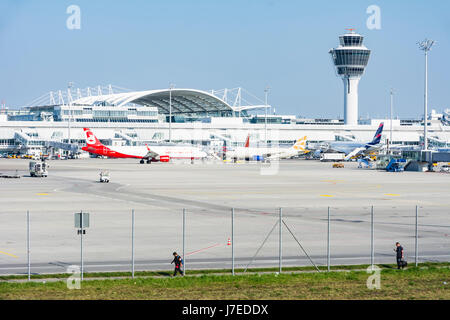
29, 161, 48, 177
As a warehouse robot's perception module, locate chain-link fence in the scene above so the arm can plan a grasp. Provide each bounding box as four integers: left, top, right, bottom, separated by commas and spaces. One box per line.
1, 205, 449, 279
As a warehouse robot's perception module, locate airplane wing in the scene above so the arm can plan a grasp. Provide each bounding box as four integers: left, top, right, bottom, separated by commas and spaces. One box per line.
266, 153, 282, 161
144, 145, 160, 160
266, 149, 309, 160
344, 147, 366, 161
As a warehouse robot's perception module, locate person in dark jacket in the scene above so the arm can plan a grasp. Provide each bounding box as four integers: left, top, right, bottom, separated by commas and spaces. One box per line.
394, 242, 405, 269
171, 252, 184, 276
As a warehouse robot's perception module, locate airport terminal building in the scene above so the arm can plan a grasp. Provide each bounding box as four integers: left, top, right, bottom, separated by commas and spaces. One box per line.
2, 30, 449, 158
1, 85, 449, 157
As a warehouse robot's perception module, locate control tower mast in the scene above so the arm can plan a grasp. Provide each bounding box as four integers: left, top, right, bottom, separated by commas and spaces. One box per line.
329, 29, 371, 125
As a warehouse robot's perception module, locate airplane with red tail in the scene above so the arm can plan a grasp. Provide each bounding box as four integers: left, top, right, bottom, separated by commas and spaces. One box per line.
81, 128, 207, 164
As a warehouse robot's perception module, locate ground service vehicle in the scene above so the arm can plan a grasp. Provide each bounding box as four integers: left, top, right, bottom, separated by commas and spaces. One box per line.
320, 153, 345, 162
333, 163, 345, 168
99, 171, 110, 183
29, 160, 48, 177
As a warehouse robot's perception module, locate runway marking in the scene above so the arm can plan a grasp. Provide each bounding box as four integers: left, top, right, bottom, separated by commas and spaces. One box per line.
186, 243, 222, 256
36, 193, 49, 196
320, 195, 334, 198
321, 180, 344, 184
115, 184, 130, 192
0, 250, 18, 258
384, 193, 400, 197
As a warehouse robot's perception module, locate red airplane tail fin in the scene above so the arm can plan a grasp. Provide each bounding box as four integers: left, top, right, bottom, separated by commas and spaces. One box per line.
83, 128, 103, 147
244, 134, 250, 148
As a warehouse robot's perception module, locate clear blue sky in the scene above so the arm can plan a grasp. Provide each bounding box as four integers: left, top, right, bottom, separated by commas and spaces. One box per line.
1, 0, 449, 119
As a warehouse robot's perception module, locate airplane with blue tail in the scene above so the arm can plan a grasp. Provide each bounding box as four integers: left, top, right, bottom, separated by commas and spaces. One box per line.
313, 122, 384, 160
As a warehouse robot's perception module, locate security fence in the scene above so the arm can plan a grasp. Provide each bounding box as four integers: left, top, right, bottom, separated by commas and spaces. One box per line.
0, 205, 449, 280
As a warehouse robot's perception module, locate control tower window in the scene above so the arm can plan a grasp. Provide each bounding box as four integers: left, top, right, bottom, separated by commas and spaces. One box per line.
342, 36, 363, 46
333, 50, 370, 66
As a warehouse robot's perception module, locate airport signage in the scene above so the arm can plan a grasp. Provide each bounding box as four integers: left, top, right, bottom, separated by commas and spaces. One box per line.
75, 212, 90, 229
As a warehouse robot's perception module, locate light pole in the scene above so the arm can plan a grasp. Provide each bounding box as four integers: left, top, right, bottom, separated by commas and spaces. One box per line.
389, 88, 394, 153
67, 82, 73, 145
67, 81, 73, 158
264, 86, 270, 145
418, 39, 435, 151
169, 83, 174, 142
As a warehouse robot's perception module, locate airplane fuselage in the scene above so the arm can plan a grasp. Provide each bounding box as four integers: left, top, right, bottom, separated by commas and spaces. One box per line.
82, 144, 207, 160
226, 146, 289, 159
327, 141, 380, 154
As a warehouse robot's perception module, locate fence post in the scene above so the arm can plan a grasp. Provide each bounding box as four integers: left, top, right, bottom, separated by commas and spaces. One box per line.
131, 209, 135, 278
27, 210, 30, 281
371, 206, 374, 269
415, 205, 419, 267
279, 208, 282, 274
231, 208, 235, 276
80, 210, 84, 281
183, 208, 186, 275
327, 207, 330, 272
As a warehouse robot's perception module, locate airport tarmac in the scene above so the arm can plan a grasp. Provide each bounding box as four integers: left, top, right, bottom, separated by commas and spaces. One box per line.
0, 158, 449, 275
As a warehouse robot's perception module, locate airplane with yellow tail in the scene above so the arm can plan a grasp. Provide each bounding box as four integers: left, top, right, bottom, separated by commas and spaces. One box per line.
225, 136, 309, 161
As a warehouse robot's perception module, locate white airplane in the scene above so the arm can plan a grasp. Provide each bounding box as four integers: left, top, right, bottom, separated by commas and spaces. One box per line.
312, 123, 385, 160
82, 128, 207, 164
225, 136, 308, 161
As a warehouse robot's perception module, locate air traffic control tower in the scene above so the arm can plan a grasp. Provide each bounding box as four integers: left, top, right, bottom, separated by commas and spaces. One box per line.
329, 30, 371, 125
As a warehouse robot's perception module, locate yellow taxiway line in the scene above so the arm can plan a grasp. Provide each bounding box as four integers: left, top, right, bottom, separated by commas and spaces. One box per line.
0, 250, 18, 258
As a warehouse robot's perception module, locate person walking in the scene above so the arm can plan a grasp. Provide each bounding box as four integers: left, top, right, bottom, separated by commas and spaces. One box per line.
171, 251, 184, 277
394, 242, 406, 269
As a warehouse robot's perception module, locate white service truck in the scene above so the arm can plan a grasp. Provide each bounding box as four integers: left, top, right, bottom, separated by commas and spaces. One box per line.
320, 153, 346, 162
29, 160, 48, 177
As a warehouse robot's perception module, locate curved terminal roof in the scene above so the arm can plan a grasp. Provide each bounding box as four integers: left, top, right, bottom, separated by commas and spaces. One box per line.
72, 88, 265, 115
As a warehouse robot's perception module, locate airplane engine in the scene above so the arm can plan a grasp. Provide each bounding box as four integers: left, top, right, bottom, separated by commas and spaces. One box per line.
159, 155, 170, 162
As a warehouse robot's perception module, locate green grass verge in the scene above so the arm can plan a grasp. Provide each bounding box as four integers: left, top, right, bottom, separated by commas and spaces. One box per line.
0, 264, 449, 300
1, 261, 449, 281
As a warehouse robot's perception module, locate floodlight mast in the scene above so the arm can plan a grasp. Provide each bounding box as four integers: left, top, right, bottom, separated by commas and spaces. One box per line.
389, 88, 394, 154
67, 82, 74, 149
264, 86, 270, 145
169, 83, 175, 142
418, 39, 435, 151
